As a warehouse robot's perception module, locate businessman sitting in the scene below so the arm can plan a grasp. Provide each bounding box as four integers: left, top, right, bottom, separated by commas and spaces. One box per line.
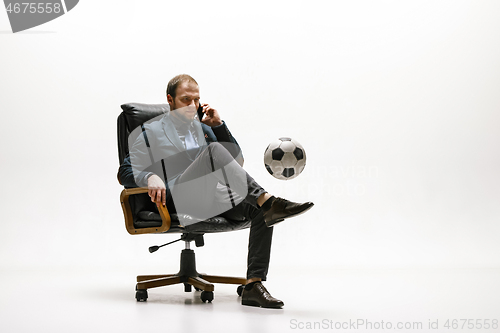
119, 74, 313, 308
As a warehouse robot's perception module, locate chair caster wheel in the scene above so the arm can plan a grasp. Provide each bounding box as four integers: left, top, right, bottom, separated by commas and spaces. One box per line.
200, 291, 213, 303
136, 289, 148, 302
237, 285, 244, 296
184, 283, 192, 292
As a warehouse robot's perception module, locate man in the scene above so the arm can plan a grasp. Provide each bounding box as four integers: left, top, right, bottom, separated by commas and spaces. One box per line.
119, 74, 313, 308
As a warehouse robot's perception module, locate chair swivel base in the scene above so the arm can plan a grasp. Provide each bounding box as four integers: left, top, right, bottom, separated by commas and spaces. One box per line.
135, 248, 246, 303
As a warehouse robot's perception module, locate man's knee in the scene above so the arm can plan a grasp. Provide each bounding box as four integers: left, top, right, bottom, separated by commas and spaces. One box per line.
209, 142, 233, 160
209, 141, 225, 152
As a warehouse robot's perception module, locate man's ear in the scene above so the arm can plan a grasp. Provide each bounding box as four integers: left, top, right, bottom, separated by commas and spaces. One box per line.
166, 94, 174, 106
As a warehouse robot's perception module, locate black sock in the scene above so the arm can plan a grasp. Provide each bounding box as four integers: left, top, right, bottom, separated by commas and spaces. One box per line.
260, 196, 276, 211
244, 281, 261, 291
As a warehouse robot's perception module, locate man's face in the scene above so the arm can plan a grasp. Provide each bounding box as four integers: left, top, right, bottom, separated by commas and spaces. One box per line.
167, 81, 200, 123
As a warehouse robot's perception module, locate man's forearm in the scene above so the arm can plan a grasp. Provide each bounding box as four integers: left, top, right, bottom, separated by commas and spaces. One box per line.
211, 121, 244, 164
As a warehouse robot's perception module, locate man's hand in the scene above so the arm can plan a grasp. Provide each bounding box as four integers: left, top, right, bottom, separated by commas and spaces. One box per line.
147, 174, 166, 207
200, 103, 222, 127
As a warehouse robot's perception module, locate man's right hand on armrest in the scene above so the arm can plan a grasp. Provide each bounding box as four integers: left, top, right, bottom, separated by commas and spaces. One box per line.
147, 174, 166, 207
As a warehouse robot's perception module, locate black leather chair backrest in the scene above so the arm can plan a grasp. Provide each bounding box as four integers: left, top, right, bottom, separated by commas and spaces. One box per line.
117, 103, 169, 164
117, 103, 170, 227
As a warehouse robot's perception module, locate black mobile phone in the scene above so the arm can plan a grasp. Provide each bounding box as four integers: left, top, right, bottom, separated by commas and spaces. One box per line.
197, 102, 204, 121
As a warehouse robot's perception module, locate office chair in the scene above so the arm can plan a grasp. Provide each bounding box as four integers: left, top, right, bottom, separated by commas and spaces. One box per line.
118, 103, 250, 303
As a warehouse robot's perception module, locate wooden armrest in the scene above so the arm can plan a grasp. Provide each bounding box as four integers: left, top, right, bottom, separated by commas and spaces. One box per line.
120, 188, 171, 235
122, 187, 149, 195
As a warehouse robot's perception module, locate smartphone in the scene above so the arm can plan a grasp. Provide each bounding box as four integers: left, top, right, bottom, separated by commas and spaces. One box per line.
197, 102, 204, 121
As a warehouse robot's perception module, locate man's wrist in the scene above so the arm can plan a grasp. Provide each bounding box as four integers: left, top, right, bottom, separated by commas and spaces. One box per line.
210, 120, 223, 127
210, 120, 224, 128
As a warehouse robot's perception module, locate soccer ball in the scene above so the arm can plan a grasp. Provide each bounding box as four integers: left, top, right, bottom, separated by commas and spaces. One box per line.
264, 137, 306, 180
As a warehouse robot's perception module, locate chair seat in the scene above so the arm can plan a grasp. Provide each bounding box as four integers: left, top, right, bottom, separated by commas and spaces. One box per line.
134, 211, 252, 234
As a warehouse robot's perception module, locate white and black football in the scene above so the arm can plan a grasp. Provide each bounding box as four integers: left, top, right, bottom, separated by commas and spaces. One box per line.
264, 137, 306, 180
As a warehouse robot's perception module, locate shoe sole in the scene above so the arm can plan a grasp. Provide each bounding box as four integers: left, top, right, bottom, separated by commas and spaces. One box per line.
266, 203, 314, 227
242, 299, 284, 309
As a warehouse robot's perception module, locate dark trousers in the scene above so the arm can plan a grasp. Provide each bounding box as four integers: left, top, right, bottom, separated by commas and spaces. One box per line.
171, 142, 274, 281
221, 201, 274, 281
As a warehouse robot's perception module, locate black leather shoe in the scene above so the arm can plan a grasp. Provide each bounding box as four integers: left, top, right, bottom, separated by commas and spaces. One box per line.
263, 197, 314, 227
241, 282, 284, 308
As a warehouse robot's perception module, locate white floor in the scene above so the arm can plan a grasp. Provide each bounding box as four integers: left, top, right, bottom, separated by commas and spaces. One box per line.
1, 266, 499, 333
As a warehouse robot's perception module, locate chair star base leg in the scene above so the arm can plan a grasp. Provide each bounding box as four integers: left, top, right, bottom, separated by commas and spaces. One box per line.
134, 247, 245, 302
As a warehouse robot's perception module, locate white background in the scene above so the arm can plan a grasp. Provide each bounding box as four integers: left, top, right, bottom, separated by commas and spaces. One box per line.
1, 0, 499, 279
